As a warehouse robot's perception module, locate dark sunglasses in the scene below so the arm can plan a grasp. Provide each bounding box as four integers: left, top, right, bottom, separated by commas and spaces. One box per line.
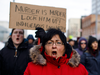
80, 42, 86, 44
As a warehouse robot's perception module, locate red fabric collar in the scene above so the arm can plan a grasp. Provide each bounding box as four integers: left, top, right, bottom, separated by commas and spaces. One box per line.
92, 50, 98, 57
39, 46, 43, 52
44, 52, 69, 66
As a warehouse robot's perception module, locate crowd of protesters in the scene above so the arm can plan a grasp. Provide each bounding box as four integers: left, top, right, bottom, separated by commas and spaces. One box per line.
0, 27, 100, 75
68, 36, 100, 75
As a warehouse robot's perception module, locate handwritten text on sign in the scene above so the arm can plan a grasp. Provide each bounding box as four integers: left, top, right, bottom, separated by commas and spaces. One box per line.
9, 2, 66, 32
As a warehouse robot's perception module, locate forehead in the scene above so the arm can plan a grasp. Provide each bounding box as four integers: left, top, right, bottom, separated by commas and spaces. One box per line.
13, 29, 23, 32
51, 34, 61, 40
69, 41, 74, 42
81, 40, 86, 42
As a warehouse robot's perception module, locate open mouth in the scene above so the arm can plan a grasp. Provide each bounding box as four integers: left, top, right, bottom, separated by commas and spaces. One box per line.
52, 51, 57, 58
16, 38, 19, 41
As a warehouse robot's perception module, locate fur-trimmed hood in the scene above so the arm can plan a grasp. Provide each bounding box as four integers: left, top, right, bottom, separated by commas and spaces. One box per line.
29, 44, 80, 67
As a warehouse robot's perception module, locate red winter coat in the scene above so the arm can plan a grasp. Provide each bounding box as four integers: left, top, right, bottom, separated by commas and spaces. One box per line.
24, 51, 88, 75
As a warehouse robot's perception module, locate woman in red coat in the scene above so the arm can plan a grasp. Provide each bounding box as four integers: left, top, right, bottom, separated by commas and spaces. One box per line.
24, 28, 88, 75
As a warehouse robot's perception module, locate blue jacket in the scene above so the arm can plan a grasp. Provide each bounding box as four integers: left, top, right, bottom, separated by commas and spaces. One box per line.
81, 51, 100, 75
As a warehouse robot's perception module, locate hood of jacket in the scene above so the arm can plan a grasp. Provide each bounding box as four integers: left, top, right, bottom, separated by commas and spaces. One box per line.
27, 35, 35, 41
29, 43, 80, 67
78, 37, 87, 51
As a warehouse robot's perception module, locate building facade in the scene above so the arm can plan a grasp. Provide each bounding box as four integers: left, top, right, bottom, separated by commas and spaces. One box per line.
0, 21, 11, 42
82, 14, 100, 39
92, 0, 100, 14
68, 18, 81, 38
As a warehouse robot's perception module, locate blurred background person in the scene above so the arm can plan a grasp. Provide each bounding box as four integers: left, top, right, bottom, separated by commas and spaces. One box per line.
74, 37, 80, 49
68, 39, 75, 49
81, 36, 100, 75
0, 29, 32, 75
76, 37, 87, 56
27, 34, 35, 46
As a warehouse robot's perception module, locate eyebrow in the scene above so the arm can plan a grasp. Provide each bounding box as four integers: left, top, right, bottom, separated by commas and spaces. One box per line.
49, 39, 61, 42
14, 31, 23, 32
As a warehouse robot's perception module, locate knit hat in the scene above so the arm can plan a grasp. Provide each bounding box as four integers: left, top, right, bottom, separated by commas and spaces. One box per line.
68, 39, 74, 42
27, 34, 35, 41
88, 36, 98, 49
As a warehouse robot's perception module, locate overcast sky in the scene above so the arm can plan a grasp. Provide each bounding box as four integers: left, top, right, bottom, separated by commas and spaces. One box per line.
0, 0, 91, 21
0, 0, 92, 36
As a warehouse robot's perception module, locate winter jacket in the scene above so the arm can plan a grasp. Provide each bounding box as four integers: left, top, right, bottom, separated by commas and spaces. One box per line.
81, 51, 100, 75
76, 37, 87, 56
0, 38, 32, 75
24, 44, 88, 75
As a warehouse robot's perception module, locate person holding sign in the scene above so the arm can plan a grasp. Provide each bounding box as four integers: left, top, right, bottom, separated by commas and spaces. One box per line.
0, 29, 32, 75
24, 27, 88, 75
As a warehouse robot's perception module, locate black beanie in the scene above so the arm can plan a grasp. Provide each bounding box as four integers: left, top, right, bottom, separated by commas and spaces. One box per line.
68, 39, 74, 42
88, 36, 98, 49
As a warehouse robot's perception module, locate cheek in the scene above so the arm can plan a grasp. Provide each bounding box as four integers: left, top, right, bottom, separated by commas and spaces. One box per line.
57, 47, 65, 55
45, 46, 52, 56
11, 35, 16, 40
20, 36, 24, 40
20, 35, 24, 39
91, 45, 95, 49
81, 45, 85, 47
12, 35, 16, 38
91, 44, 94, 47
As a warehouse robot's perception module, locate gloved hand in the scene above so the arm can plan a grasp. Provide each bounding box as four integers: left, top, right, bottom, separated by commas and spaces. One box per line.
35, 27, 46, 43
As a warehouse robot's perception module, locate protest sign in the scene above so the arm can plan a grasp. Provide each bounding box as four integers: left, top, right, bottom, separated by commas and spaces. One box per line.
9, 2, 66, 32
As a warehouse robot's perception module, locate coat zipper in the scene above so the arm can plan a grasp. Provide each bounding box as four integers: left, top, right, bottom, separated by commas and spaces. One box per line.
14, 49, 18, 57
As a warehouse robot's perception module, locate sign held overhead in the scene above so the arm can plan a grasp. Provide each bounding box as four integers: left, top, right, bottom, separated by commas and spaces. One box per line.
9, 2, 66, 32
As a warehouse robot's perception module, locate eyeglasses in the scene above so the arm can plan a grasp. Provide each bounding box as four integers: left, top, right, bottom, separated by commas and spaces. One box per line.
46, 41, 64, 46
80, 42, 86, 44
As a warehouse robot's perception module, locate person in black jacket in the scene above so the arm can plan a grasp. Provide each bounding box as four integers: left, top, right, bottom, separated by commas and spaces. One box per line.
81, 36, 100, 75
0, 28, 32, 75
98, 39, 100, 50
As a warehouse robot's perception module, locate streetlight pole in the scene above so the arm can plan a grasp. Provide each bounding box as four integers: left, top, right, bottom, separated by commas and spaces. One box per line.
95, 0, 98, 38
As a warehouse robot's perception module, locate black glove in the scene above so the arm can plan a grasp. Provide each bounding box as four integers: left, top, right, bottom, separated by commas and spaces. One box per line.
35, 27, 46, 43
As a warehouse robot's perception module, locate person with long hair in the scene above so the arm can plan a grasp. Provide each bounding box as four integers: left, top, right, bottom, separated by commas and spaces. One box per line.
81, 36, 100, 75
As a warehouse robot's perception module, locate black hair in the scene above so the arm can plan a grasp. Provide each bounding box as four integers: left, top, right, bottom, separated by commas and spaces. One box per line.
11, 28, 24, 36
68, 39, 74, 42
88, 36, 99, 56
41, 28, 72, 58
